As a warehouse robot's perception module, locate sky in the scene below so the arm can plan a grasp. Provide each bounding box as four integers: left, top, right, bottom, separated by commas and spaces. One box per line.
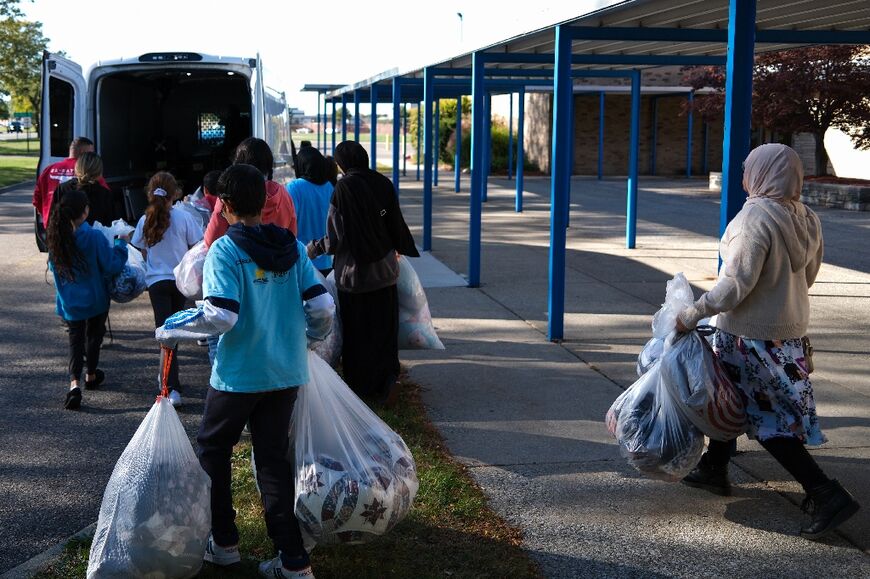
23, 0, 615, 116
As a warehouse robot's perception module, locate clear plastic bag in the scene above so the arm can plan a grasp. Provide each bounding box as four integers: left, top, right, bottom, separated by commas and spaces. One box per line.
397, 256, 444, 350
92, 219, 135, 246
650, 272, 695, 340
606, 347, 705, 481
308, 271, 342, 368
173, 241, 208, 300
292, 352, 418, 545
87, 397, 211, 578
109, 245, 147, 303
659, 329, 747, 441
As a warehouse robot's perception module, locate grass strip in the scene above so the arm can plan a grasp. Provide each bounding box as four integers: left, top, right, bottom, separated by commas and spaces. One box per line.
34, 376, 540, 579
0, 138, 39, 156
0, 155, 37, 188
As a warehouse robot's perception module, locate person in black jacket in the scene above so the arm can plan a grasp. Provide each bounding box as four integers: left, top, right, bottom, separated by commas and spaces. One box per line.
308, 140, 419, 406
52, 152, 114, 227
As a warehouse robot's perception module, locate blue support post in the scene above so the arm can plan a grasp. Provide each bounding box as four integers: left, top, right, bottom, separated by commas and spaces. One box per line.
423, 67, 434, 251
322, 96, 328, 154
626, 70, 641, 249
721, 0, 756, 236
316, 94, 321, 151
416, 102, 421, 181
455, 97, 462, 192
686, 91, 694, 178
469, 52, 486, 288
548, 26, 572, 341
392, 79, 401, 194
434, 98, 440, 187
649, 96, 658, 175
331, 99, 337, 154
341, 93, 348, 142
702, 121, 709, 175
370, 86, 378, 170
516, 88, 525, 212
353, 89, 361, 141
482, 93, 491, 202
403, 103, 408, 177
598, 91, 605, 180
507, 93, 514, 180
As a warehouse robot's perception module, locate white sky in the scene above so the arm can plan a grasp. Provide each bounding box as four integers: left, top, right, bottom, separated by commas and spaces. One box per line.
23, 1, 614, 116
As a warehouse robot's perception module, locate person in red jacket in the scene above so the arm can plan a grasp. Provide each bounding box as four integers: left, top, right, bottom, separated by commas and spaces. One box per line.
33, 137, 108, 228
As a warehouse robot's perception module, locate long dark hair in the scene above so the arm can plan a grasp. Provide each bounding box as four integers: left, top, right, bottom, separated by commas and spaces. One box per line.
143, 171, 180, 246
232, 137, 274, 180
47, 188, 89, 281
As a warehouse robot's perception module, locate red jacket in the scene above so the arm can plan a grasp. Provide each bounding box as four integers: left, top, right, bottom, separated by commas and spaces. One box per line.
33, 158, 109, 227
204, 180, 297, 247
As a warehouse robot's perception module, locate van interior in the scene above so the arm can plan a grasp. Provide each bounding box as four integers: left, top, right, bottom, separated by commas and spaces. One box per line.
95, 68, 253, 221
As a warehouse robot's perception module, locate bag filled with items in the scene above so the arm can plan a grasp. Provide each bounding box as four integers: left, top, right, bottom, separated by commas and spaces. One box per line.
396, 256, 444, 350
173, 240, 208, 300
292, 351, 418, 546
308, 271, 342, 368
108, 245, 147, 303
87, 350, 210, 578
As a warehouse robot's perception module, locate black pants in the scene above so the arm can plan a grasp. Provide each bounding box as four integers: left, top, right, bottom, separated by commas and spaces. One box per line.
705, 437, 829, 492
148, 280, 187, 391
338, 284, 400, 398
66, 311, 109, 381
197, 386, 307, 562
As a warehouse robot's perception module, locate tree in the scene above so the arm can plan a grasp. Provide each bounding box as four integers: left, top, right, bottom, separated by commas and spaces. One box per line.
0, 0, 24, 18
754, 45, 870, 175
0, 16, 48, 130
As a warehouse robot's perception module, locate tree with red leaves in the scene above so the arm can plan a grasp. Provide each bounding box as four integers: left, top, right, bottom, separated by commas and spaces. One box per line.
683, 45, 870, 176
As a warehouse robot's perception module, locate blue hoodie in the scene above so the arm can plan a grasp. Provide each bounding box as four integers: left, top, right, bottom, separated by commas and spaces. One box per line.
50, 222, 128, 321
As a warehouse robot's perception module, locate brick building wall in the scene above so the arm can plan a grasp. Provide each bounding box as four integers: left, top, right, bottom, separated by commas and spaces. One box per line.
524, 91, 724, 177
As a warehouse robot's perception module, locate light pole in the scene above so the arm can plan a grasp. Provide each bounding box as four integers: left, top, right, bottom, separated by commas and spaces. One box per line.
457, 12, 463, 44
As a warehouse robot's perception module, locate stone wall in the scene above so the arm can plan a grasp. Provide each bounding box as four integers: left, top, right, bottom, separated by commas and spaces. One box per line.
801, 182, 870, 211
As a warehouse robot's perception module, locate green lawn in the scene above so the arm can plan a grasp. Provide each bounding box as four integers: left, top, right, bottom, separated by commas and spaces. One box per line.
0, 155, 37, 188
34, 376, 540, 579
0, 138, 39, 156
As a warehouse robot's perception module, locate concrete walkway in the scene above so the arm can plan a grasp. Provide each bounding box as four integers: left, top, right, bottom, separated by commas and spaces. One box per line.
399, 175, 869, 578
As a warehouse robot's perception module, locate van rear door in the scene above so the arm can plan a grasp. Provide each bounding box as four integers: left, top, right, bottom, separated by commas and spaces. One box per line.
35, 52, 87, 251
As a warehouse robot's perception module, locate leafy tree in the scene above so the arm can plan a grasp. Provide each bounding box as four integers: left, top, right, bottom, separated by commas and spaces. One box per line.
683, 45, 870, 175
0, 16, 48, 131
0, 0, 24, 18
0, 96, 9, 119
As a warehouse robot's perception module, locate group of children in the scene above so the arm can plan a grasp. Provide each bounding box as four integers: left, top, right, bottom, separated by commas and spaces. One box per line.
43, 137, 340, 578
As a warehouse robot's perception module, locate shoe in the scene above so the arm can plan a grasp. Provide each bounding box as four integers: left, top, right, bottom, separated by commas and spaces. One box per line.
197, 338, 209, 347
168, 390, 183, 407
84, 369, 105, 390
64, 387, 82, 410
800, 479, 860, 540
258, 555, 314, 578
203, 534, 240, 566
681, 458, 732, 496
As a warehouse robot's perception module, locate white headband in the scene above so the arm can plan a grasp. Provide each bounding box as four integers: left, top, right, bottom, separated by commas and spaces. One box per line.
153, 188, 168, 197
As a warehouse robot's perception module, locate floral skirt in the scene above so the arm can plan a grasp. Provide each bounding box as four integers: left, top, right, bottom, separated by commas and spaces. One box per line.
711, 330, 827, 446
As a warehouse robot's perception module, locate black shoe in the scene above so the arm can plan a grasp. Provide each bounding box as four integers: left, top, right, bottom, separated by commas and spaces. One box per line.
800, 479, 860, 540
64, 387, 82, 410
84, 369, 105, 390
682, 459, 732, 496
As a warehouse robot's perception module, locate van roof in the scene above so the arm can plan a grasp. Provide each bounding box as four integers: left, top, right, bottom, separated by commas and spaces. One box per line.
90, 52, 255, 70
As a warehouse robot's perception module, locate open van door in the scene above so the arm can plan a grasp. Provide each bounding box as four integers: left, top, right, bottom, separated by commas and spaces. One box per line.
251, 53, 266, 139
35, 51, 87, 252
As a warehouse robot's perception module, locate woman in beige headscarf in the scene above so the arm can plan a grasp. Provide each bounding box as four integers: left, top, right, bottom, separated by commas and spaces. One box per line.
676, 143, 859, 539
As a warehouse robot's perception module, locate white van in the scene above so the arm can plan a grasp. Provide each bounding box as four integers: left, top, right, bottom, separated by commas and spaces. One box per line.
36, 51, 291, 250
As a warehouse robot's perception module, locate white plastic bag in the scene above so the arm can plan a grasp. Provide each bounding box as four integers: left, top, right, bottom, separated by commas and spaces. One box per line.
606, 341, 705, 481
92, 219, 135, 246
308, 271, 342, 368
397, 256, 444, 350
109, 245, 147, 303
174, 201, 208, 231
87, 397, 211, 578
292, 352, 418, 545
637, 272, 696, 376
173, 241, 208, 299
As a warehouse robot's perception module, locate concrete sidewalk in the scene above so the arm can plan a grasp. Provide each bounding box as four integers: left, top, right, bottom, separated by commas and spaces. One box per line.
399, 175, 869, 577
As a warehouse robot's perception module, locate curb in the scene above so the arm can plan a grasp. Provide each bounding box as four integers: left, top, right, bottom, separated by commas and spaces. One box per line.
1, 523, 95, 579
0, 181, 35, 195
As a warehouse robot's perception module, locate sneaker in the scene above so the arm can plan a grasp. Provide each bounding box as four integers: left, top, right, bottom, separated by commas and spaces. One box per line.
168, 390, 183, 407
84, 369, 105, 390
197, 338, 209, 347
258, 556, 314, 578
203, 534, 240, 566
800, 479, 861, 540
64, 387, 82, 410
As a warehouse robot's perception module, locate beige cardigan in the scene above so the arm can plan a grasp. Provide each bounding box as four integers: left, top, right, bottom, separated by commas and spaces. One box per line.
680, 197, 823, 340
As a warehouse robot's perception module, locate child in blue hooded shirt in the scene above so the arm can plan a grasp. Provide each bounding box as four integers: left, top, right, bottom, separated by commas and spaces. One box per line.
47, 188, 128, 410
157, 163, 333, 579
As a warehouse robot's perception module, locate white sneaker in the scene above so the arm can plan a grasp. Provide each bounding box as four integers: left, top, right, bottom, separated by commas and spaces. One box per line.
258, 555, 314, 578
203, 534, 241, 566
168, 390, 183, 407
